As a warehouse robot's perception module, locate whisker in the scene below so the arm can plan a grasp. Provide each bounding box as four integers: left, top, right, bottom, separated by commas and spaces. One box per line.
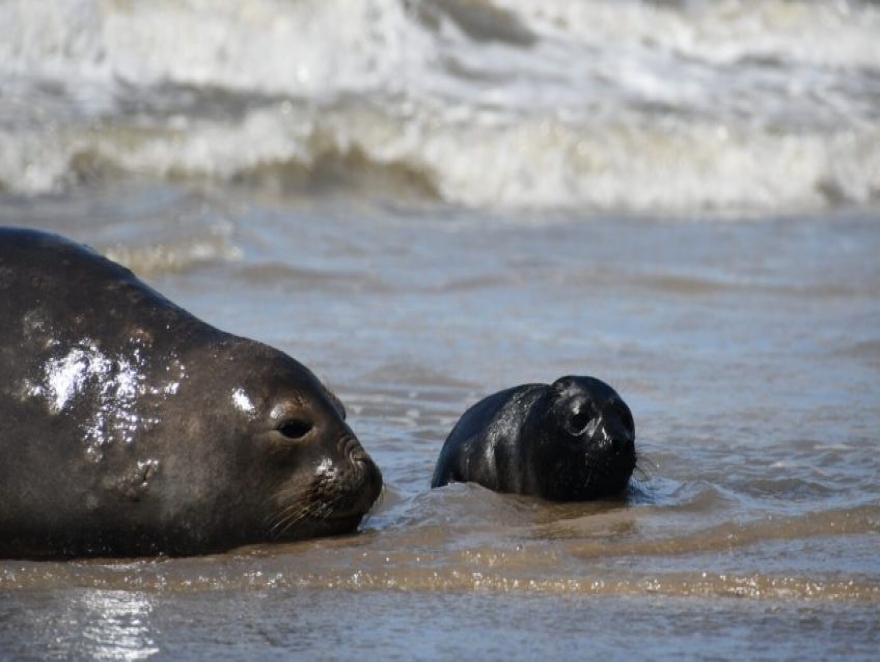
265, 484, 320, 537
633, 449, 658, 481
360, 485, 385, 526
268, 505, 310, 537
267, 484, 355, 540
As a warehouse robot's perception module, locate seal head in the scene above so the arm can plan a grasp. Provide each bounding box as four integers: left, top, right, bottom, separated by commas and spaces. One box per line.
0, 228, 382, 557
431, 375, 636, 501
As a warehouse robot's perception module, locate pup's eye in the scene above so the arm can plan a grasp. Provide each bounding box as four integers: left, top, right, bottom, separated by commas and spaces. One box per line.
276, 419, 313, 439
568, 410, 593, 435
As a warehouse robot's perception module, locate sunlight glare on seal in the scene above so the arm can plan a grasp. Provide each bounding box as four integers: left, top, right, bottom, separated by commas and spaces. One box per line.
231, 387, 256, 415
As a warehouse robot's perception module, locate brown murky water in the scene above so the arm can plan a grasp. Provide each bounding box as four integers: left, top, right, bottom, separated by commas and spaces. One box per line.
2, 187, 878, 660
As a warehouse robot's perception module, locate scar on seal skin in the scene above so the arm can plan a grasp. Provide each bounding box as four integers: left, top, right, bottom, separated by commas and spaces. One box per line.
431, 376, 636, 501
0, 228, 382, 558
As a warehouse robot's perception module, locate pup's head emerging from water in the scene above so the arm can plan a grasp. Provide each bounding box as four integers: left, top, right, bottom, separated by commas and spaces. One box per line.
431, 375, 636, 501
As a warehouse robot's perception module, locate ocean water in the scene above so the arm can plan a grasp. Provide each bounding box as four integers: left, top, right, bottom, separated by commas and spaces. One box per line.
1, 1, 879, 660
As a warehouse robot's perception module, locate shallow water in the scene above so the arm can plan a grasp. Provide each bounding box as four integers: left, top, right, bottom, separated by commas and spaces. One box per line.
2, 187, 879, 659
3, 0, 880, 659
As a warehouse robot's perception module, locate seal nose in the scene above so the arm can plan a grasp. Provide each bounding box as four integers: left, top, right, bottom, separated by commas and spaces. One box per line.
343, 436, 383, 504
344, 436, 371, 469
597, 422, 634, 457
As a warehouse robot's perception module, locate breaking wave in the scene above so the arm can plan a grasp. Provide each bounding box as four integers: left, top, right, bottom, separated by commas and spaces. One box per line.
1, 0, 879, 213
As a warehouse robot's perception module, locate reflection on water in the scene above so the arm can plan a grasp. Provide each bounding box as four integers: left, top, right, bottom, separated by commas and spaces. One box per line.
24, 590, 161, 662
79, 591, 159, 662
0, 588, 160, 660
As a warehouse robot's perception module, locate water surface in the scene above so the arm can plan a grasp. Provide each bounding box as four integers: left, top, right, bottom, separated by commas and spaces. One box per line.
1, 0, 879, 659
2, 191, 878, 659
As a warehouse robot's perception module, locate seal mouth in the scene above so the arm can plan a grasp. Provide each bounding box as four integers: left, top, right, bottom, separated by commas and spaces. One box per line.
266, 484, 365, 542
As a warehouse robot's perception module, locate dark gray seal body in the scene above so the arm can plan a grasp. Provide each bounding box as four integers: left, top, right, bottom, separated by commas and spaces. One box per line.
0, 228, 382, 558
431, 376, 636, 501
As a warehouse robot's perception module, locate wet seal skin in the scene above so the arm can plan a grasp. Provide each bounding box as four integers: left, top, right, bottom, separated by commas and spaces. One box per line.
0, 228, 382, 558
431, 376, 636, 501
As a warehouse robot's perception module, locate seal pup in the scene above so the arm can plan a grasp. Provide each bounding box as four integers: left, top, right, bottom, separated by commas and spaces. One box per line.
431, 376, 635, 501
0, 228, 383, 558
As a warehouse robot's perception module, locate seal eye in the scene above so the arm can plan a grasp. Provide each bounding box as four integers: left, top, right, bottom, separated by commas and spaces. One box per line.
276, 419, 313, 439
567, 409, 593, 436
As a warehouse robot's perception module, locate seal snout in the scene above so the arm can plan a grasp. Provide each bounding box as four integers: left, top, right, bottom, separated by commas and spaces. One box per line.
342, 434, 368, 464
594, 414, 636, 475
611, 433, 635, 456
339, 434, 384, 511
598, 420, 634, 454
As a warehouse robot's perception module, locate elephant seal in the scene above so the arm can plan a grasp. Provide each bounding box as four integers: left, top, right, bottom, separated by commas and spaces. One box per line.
431, 376, 636, 501
0, 228, 382, 558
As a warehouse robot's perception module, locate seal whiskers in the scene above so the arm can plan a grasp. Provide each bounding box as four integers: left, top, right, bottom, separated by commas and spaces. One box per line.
267, 483, 354, 540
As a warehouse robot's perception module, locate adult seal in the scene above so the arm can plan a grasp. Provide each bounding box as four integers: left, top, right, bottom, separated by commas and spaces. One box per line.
431, 376, 636, 501
0, 228, 382, 558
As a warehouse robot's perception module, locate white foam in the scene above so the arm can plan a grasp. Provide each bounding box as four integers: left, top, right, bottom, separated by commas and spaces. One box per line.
0, 0, 428, 96
1, 0, 878, 213
507, 0, 880, 70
